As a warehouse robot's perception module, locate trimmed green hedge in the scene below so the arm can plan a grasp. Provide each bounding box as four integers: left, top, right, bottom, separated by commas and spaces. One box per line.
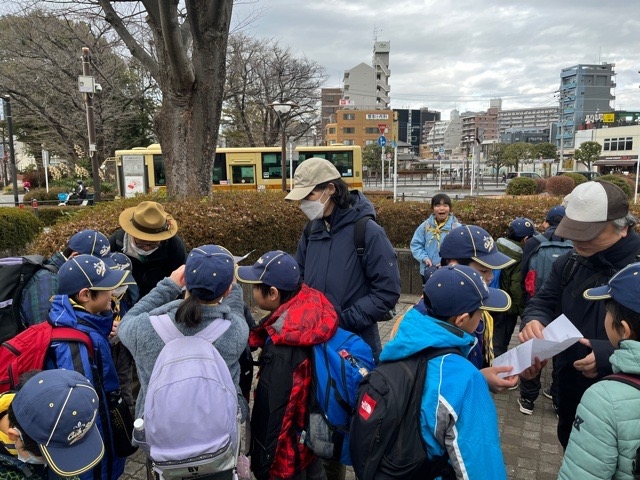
0, 208, 44, 254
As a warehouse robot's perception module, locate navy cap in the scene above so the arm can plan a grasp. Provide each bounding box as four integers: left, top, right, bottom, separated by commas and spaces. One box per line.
235, 250, 300, 291
58, 255, 130, 296
424, 264, 511, 317
107, 252, 132, 272
510, 217, 535, 238
545, 205, 566, 226
583, 262, 640, 313
439, 225, 516, 269
67, 230, 110, 258
12, 369, 104, 477
185, 245, 235, 301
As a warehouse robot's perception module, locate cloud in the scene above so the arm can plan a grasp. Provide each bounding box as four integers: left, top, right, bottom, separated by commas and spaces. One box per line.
232, 0, 640, 119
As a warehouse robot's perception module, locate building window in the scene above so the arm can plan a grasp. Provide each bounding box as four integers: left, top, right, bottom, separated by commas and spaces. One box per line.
604, 137, 634, 152
365, 140, 375, 145
365, 127, 379, 134
328, 128, 336, 134
343, 127, 355, 134
343, 140, 355, 145
343, 113, 355, 120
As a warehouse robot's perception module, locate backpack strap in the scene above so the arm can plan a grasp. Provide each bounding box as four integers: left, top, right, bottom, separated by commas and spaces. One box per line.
603, 373, 640, 390
150, 314, 231, 345
22, 255, 58, 274
194, 318, 231, 344
51, 327, 94, 359
354, 215, 372, 257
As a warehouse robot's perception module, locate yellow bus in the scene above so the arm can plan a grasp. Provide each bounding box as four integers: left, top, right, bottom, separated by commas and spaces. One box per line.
114, 144, 363, 197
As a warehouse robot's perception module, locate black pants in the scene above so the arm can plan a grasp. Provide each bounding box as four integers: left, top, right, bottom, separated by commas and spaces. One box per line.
492, 313, 518, 357
520, 358, 559, 403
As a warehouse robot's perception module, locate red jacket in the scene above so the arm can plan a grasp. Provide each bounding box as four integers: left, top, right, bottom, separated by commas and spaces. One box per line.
250, 284, 338, 479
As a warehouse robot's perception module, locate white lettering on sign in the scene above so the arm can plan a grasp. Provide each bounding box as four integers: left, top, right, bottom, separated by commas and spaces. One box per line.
365, 114, 389, 120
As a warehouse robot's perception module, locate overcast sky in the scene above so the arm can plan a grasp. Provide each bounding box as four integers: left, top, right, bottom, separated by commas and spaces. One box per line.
232, 0, 640, 120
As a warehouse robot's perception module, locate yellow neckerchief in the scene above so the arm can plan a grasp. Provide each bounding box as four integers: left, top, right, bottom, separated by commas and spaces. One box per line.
482, 310, 495, 366
0, 392, 17, 456
425, 216, 450, 247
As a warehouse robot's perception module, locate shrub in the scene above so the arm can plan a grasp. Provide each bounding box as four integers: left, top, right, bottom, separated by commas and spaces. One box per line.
534, 178, 547, 194
505, 177, 537, 196
546, 175, 575, 196
599, 175, 633, 198
563, 172, 586, 187
0, 208, 43, 254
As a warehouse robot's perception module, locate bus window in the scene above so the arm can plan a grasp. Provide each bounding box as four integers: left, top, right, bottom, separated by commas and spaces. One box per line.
153, 155, 166, 185
331, 152, 354, 177
213, 153, 228, 184
232, 165, 255, 184
261, 153, 281, 179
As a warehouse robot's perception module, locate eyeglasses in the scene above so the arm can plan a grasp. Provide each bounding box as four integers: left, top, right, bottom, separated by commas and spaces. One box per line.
133, 238, 161, 249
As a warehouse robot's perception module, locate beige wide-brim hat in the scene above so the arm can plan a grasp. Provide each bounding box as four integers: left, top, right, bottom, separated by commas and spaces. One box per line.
119, 201, 178, 241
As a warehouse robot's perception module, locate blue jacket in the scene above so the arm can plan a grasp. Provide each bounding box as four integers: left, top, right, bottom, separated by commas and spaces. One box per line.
381, 307, 507, 480
295, 191, 400, 360
410, 214, 460, 275
559, 340, 640, 480
45, 295, 125, 480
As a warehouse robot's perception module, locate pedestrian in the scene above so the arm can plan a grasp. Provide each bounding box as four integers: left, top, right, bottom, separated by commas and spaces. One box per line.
76, 180, 87, 204
519, 180, 640, 448
118, 245, 250, 422
410, 193, 461, 283
109, 201, 187, 298
380, 265, 511, 479
22, 181, 30, 193
501, 172, 507, 184
559, 262, 640, 479
1, 369, 105, 479
285, 157, 400, 480
236, 250, 337, 480
20, 229, 111, 327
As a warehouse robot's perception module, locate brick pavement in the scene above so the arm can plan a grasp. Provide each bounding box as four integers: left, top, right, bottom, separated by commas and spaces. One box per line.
120, 294, 563, 479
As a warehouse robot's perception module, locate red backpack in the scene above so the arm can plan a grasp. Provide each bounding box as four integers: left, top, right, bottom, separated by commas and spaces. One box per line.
0, 322, 93, 393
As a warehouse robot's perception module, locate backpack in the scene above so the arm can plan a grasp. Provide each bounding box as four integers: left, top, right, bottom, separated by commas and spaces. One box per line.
0, 322, 93, 393
603, 373, 640, 480
524, 234, 573, 297
306, 328, 375, 465
304, 215, 396, 321
0, 256, 58, 343
136, 314, 239, 479
349, 347, 459, 480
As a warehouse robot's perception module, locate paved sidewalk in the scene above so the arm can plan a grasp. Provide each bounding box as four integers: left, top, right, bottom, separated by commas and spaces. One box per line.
120, 294, 563, 479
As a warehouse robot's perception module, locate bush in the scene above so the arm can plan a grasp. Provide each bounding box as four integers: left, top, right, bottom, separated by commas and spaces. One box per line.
563, 173, 587, 187
546, 175, 575, 196
0, 208, 43, 254
534, 178, 547, 194
598, 175, 633, 198
505, 177, 537, 196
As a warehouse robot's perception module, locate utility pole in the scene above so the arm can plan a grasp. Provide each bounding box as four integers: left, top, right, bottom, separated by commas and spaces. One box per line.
81, 47, 101, 202
2, 96, 19, 207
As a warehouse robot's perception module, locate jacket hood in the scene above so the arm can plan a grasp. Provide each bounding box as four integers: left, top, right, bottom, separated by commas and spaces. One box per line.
49, 294, 114, 338
328, 191, 376, 233
611, 340, 640, 375
497, 237, 523, 257
250, 284, 339, 347
380, 307, 475, 362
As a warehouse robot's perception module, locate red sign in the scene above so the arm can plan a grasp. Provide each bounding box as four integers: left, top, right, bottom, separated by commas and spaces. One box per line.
378, 124, 387, 134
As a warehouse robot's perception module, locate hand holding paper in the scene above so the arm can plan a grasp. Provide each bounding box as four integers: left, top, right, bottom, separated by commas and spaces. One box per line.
492, 315, 583, 377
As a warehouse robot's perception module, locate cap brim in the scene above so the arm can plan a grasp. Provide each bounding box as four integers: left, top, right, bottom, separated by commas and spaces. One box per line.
235, 266, 262, 284
40, 423, 104, 477
233, 250, 255, 264
555, 216, 607, 242
480, 288, 512, 312
284, 185, 315, 201
583, 285, 612, 301
472, 251, 516, 269
92, 269, 130, 291
118, 207, 178, 241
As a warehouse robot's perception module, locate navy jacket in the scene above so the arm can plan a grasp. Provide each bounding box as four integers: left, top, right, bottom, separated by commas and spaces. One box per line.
295, 191, 400, 360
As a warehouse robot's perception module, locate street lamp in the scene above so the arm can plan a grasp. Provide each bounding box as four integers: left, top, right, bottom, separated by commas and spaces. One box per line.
2, 96, 19, 206
270, 100, 299, 191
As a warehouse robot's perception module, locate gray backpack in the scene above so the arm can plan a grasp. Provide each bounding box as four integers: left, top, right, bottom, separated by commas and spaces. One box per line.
134, 314, 239, 479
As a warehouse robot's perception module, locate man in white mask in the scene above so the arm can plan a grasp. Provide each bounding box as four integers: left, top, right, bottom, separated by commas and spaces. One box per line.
109, 201, 186, 299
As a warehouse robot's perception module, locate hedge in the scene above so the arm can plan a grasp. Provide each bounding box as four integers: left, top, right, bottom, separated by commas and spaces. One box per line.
0, 208, 44, 254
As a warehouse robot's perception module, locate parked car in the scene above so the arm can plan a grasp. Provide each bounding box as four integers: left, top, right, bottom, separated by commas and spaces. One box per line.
505, 172, 543, 184
556, 171, 601, 181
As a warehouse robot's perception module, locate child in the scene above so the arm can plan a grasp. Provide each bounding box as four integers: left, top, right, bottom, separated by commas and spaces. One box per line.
439, 224, 516, 368
380, 264, 511, 479
235, 250, 339, 480
559, 262, 640, 479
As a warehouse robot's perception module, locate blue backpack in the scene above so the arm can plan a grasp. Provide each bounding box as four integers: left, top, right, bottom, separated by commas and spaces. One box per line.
524, 234, 573, 297
306, 328, 375, 465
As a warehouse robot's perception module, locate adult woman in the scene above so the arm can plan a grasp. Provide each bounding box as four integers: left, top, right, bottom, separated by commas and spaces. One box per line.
410, 193, 460, 283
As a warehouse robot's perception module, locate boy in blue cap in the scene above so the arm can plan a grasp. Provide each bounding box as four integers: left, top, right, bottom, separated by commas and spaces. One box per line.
380, 265, 511, 479
559, 262, 640, 479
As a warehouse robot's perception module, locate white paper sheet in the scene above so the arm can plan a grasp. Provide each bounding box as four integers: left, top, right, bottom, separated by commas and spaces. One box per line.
492, 315, 583, 377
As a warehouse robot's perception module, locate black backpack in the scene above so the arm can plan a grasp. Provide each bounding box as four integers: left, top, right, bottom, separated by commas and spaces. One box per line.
349, 347, 459, 480
0, 256, 58, 343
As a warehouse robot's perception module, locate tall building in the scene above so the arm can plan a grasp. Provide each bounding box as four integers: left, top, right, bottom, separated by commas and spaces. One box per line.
558, 63, 615, 150
423, 110, 461, 158
320, 87, 343, 145
342, 41, 391, 110
461, 99, 502, 154
498, 107, 558, 135
394, 108, 441, 155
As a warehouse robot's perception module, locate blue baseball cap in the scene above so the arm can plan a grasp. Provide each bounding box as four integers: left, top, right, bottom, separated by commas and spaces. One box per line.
424, 264, 511, 317
235, 250, 300, 291
583, 262, 640, 313
12, 369, 104, 476
439, 225, 515, 269
58, 255, 131, 296
510, 217, 535, 238
67, 230, 111, 258
545, 205, 566, 226
185, 245, 235, 301
107, 252, 132, 272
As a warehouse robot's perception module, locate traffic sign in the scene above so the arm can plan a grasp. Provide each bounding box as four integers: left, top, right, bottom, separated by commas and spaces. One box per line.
377, 135, 387, 147
438, 147, 445, 155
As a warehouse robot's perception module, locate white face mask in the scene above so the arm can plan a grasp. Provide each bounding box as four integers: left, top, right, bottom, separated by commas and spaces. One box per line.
112, 285, 129, 299
129, 240, 159, 257
300, 189, 329, 221
16, 429, 46, 465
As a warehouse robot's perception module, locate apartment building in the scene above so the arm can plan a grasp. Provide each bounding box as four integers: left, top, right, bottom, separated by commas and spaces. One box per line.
461, 99, 502, 154
498, 107, 558, 135
324, 109, 395, 147
342, 41, 391, 110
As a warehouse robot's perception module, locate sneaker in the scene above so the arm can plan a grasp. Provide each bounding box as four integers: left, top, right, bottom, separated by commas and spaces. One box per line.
518, 397, 534, 415
543, 387, 553, 400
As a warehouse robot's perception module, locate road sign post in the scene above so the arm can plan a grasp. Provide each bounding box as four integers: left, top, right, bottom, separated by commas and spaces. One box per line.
378, 136, 386, 190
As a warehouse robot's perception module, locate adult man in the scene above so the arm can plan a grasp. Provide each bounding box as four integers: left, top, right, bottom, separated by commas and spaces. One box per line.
519, 181, 640, 448
109, 201, 187, 298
